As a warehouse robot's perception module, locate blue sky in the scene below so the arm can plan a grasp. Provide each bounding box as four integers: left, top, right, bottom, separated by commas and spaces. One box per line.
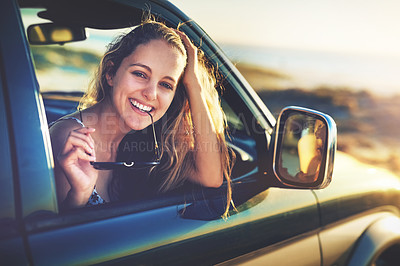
171, 0, 400, 57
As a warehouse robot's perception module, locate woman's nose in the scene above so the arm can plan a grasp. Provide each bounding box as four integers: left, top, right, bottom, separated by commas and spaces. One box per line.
142, 82, 157, 101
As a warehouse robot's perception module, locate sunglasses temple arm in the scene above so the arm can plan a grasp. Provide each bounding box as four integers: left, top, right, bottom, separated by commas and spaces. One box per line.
146, 111, 161, 161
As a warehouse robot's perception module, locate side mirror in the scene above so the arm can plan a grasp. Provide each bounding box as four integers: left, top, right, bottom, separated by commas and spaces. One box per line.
27, 23, 86, 45
273, 106, 337, 189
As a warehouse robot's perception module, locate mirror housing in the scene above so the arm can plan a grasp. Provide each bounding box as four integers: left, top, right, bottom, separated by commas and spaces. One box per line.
273, 106, 337, 189
27, 23, 86, 45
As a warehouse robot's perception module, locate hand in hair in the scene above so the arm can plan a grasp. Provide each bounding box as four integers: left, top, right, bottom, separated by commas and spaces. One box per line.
174, 30, 201, 92
174, 29, 224, 188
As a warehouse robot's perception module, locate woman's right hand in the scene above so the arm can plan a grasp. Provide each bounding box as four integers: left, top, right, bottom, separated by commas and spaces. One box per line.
57, 127, 97, 205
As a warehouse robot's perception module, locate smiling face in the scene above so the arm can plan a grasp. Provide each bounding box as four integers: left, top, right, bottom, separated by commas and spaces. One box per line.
106, 39, 186, 131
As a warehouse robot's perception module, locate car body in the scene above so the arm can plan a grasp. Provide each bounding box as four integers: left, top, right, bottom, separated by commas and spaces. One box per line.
1, 0, 400, 265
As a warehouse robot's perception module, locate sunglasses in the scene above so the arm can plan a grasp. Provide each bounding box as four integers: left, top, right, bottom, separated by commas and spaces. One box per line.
90, 111, 161, 170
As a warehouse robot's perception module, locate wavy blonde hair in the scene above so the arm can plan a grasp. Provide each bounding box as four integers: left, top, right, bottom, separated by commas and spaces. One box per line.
79, 20, 234, 217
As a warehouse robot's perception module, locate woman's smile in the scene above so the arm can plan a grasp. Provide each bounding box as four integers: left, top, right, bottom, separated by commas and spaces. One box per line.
129, 98, 154, 115
108, 39, 186, 130
50, 20, 231, 215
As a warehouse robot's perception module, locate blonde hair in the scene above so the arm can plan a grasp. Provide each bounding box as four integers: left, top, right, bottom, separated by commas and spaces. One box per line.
158, 48, 235, 217
79, 20, 187, 109
79, 19, 234, 218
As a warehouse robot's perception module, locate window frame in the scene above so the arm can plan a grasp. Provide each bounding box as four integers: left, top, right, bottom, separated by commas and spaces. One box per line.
18, 0, 276, 232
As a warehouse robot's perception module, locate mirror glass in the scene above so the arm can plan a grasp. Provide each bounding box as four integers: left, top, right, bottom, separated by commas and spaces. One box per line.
277, 113, 327, 185
28, 23, 86, 45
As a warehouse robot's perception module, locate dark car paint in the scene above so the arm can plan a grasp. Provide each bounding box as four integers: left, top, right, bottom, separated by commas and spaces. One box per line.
1, 0, 400, 265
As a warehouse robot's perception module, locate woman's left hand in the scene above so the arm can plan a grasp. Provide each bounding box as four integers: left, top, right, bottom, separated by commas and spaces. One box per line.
174, 29, 223, 188
174, 30, 201, 91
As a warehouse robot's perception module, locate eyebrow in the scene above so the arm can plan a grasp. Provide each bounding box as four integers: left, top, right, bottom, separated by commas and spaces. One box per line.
130, 63, 177, 84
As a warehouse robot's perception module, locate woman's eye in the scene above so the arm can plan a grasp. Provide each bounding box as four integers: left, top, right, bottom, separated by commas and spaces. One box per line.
160, 82, 173, 90
132, 72, 146, 79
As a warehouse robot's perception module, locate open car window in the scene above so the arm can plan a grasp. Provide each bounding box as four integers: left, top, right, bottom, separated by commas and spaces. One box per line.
21, 8, 254, 136
19, 6, 260, 223
21, 8, 130, 94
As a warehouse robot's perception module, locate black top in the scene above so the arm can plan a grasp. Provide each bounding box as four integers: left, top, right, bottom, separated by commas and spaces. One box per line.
114, 122, 166, 201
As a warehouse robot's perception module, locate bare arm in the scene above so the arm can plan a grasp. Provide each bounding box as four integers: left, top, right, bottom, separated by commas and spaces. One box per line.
50, 120, 97, 209
176, 31, 223, 188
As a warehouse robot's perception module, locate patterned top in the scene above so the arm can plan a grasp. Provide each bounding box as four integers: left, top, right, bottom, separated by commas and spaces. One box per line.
86, 186, 105, 206
49, 114, 107, 206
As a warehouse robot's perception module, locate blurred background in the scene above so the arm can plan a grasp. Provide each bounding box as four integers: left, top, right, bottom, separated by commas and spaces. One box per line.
172, 0, 400, 176
23, 0, 400, 177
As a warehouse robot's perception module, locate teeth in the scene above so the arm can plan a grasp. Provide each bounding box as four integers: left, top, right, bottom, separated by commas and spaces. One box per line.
130, 99, 152, 112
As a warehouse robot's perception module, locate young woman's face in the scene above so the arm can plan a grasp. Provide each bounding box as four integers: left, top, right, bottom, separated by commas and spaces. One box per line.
107, 39, 186, 131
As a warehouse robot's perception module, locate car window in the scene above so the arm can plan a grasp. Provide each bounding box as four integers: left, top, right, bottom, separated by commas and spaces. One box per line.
21, 8, 130, 94
21, 7, 255, 143
221, 98, 246, 133
21, 9, 249, 134
19, 7, 259, 220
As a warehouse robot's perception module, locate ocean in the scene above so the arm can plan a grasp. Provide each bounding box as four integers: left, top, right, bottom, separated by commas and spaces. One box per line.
220, 44, 400, 96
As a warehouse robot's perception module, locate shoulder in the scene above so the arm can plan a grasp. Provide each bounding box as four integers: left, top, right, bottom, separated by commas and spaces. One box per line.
49, 112, 84, 147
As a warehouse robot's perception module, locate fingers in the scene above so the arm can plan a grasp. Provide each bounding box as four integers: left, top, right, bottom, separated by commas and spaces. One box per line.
58, 146, 96, 169
74, 127, 96, 139
70, 128, 95, 149
174, 29, 199, 70
176, 31, 192, 46
64, 135, 95, 156
174, 30, 197, 54
75, 146, 96, 162
61, 127, 96, 158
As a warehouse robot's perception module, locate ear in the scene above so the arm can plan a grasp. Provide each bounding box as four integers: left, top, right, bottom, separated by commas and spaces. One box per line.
105, 61, 115, 87
106, 72, 113, 87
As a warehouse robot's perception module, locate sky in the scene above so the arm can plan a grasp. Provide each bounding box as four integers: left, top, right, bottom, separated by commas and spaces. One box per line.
171, 0, 400, 94
22, 1, 400, 94
171, 0, 400, 57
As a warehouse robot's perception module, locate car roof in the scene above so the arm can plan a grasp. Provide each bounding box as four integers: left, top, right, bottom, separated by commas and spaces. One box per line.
18, 0, 153, 29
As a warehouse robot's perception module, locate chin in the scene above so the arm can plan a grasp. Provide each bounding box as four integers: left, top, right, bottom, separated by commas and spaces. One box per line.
123, 112, 159, 132
134, 118, 155, 130
127, 122, 150, 131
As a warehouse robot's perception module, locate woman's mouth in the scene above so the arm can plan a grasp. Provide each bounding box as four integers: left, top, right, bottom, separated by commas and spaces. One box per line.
129, 99, 153, 113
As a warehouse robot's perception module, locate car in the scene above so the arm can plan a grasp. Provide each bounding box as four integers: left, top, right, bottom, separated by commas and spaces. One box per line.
1, 0, 400, 265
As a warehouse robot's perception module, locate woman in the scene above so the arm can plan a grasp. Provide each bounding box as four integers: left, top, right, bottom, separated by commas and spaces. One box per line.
50, 20, 233, 216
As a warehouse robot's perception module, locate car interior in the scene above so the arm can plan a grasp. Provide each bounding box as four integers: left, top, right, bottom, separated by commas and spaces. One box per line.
18, 0, 270, 224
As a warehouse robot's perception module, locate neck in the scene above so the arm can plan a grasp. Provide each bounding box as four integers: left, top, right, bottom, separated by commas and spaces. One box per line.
84, 97, 130, 157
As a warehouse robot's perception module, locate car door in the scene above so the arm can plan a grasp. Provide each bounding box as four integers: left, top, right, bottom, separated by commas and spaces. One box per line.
0, 48, 30, 266
25, 188, 321, 265
0, 0, 57, 264
8, 0, 323, 264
